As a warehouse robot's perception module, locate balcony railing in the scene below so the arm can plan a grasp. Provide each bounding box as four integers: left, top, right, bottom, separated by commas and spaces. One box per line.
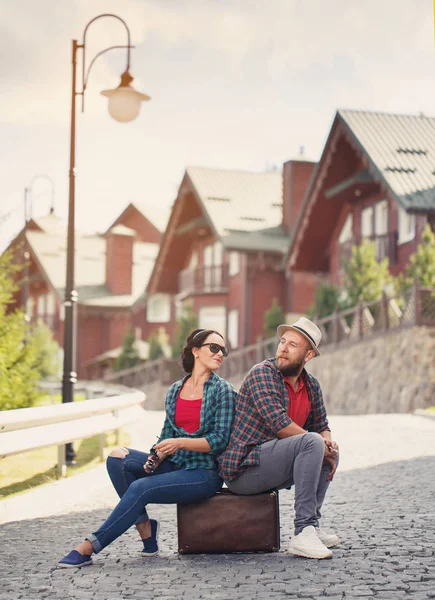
179, 265, 229, 295
339, 231, 398, 268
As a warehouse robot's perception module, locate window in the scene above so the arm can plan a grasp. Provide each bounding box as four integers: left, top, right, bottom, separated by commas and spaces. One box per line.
338, 214, 353, 244
227, 309, 239, 349
204, 242, 223, 289
198, 306, 226, 337
213, 241, 223, 266
189, 251, 198, 269
175, 298, 183, 322
147, 293, 171, 323
398, 206, 415, 244
228, 252, 240, 276
375, 200, 388, 236
46, 293, 56, 315
361, 206, 374, 237
37, 294, 45, 316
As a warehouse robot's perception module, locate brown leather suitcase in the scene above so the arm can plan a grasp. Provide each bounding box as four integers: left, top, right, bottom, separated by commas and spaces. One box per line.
177, 489, 280, 554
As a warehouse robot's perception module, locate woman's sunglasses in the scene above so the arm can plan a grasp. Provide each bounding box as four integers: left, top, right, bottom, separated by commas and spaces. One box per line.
199, 343, 229, 358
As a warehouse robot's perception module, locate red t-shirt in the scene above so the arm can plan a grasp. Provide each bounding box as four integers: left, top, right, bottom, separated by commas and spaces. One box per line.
285, 377, 311, 428
175, 393, 202, 433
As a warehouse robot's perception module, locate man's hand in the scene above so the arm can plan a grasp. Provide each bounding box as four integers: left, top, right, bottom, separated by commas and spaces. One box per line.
323, 455, 338, 481
154, 438, 184, 455
323, 439, 339, 459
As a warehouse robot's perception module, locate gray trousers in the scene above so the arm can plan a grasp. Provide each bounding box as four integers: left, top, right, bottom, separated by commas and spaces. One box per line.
225, 433, 335, 535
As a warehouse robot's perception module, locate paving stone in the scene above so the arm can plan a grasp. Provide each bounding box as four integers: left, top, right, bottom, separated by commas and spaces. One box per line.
1, 430, 435, 599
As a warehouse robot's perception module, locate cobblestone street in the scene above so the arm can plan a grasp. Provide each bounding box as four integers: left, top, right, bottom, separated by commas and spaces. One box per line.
1, 415, 435, 600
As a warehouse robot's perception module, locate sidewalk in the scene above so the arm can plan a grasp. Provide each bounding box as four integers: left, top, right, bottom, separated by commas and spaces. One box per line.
1, 413, 435, 600
2, 412, 434, 525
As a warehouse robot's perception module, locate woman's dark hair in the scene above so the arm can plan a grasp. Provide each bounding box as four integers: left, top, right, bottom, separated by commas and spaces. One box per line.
181, 328, 224, 373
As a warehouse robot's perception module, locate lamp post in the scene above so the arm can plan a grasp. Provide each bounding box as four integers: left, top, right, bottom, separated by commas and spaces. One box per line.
22, 175, 55, 324
62, 14, 150, 464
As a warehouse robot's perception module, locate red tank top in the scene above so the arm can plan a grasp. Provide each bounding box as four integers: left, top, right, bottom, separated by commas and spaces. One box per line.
175, 392, 202, 433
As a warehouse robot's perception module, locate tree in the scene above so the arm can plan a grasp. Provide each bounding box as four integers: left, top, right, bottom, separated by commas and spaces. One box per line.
264, 298, 285, 338
342, 240, 392, 307
404, 224, 435, 288
31, 321, 61, 379
148, 332, 165, 360
307, 282, 341, 319
0, 249, 42, 410
115, 328, 140, 371
171, 304, 198, 358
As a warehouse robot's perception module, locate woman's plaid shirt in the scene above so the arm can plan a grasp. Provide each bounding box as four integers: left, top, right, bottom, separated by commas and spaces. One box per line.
218, 358, 330, 481
154, 371, 235, 471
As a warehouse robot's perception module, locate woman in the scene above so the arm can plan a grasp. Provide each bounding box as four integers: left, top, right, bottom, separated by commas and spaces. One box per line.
58, 329, 235, 567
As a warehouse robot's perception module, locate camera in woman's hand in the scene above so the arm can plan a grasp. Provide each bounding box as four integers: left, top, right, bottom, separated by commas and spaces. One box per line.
144, 450, 159, 473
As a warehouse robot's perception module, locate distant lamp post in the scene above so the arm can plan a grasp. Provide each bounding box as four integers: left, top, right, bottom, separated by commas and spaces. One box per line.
22, 174, 55, 324
62, 14, 150, 465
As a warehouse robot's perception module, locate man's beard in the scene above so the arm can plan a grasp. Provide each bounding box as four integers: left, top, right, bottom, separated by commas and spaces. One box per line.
276, 355, 305, 377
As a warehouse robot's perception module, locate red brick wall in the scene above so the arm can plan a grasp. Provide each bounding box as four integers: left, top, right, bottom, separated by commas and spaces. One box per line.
282, 159, 316, 235
289, 271, 320, 314
249, 270, 284, 344
76, 310, 132, 378
113, 206, 161, 243
105, 232, 134, 295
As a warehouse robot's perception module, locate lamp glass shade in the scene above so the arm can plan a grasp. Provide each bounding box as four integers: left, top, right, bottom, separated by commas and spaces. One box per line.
106, 87, 141, 122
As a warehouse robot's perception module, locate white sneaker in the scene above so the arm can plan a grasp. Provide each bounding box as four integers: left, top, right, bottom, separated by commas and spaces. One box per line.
289, 525, 333, 559
316, 527, 340, 548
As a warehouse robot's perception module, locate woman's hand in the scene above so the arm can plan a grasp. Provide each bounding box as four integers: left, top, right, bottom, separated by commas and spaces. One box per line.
144, 449, 166, 473
154, 438, 185, 455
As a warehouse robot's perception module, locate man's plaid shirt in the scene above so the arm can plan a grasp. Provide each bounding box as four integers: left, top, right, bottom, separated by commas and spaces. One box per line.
218, 358, 330, 481
154, 371, 235, 471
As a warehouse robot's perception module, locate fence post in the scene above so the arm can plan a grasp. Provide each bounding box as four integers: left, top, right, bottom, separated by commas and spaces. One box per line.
99, 433, 106, 461
114, 410, 120, 446
333, 307, 340, 344
382, 291, 390, 331
358, 296, 364, 339
57, 445, 67, 478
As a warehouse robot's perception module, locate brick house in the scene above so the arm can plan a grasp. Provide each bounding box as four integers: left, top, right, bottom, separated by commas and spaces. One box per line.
145, 163, 314, 348
285, 110, 435, 313
7, 203, 166, 379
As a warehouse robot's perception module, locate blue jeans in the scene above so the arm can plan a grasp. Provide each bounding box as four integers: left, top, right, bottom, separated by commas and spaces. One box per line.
87, 448, 223, 553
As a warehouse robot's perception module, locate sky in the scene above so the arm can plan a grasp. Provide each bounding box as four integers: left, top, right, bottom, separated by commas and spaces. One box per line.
0, 0, 434, 251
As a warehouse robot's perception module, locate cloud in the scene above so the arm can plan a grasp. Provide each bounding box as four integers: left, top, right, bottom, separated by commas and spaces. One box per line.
1, 0, 432, 124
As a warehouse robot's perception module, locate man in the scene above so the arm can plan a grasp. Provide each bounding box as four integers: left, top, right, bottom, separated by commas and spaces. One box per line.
218, 317, 339, 559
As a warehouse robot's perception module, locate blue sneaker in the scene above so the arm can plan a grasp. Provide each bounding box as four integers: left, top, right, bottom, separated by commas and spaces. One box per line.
58, 550, 93, 568
141, 519, 159, 556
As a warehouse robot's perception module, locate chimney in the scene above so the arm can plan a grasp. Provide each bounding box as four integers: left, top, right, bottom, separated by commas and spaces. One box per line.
105, 225, 135, 295
283, 148, 316, 235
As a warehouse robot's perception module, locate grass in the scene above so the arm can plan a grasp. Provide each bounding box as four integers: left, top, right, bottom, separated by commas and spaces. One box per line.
0, 394, 130, 499
35, 392, 87, 407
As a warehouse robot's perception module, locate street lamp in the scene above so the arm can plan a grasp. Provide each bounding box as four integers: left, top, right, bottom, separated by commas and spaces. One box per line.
62, 14, 150, 464
22, 175, 55, 324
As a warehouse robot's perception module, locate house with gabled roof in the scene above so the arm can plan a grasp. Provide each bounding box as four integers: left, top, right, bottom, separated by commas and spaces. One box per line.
284, 109, 435, 314
145, 161, 315, 348
7, 203, 166, 379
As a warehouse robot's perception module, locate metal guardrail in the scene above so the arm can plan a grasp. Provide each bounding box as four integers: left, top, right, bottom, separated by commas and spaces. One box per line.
0, 391, 145, 476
